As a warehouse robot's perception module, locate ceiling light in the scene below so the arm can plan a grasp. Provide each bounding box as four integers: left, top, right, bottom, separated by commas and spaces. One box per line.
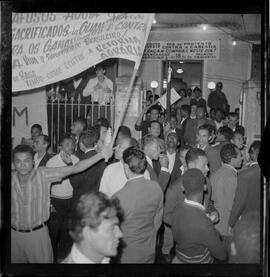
208, 82, 216, 89
202, 25, 207, 31
179, 61, 184, 64
232, 40, 237, 46
153, 19, 156, 24
177, 68, 184, 74
150, 80, 158, 89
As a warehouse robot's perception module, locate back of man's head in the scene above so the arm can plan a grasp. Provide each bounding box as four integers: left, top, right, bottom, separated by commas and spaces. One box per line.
182, 168, 205, 198
79, 127, 100, 149
220, 143, 238, 164
229, 211, 260, 263
217, 126, 234, 142
118, 126, 131, 138
142, 134, 158, 150
248, 140, 261, 161
122, 147, 147, 175
185, 148, 206, 166
96, 117, 110, 129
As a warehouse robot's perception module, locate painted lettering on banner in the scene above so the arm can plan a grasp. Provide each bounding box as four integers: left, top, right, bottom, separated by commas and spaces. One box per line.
12, 13, 154, 92
142, 40, 220, 60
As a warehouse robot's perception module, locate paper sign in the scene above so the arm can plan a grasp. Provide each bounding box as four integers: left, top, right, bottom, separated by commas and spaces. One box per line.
158, 88, 181, 109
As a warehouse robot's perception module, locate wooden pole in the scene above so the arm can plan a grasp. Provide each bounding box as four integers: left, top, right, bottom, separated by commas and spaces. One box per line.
166, 60, 171, 119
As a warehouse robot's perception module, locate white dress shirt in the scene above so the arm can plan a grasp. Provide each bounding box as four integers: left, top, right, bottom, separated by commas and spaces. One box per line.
46, 153, 79, 198
83, 76, 113, 104
68, 243, 110, 264
167, 151, 176, 174
34, 152, 46, 169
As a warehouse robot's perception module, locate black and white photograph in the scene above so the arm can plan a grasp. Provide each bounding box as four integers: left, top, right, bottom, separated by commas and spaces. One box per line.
1, 1, 269, 276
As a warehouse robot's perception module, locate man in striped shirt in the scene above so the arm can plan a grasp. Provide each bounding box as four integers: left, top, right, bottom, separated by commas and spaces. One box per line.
11, 143, 113, 263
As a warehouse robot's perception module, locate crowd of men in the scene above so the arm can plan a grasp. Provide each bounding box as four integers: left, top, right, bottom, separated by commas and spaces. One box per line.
11, 82, 261, 264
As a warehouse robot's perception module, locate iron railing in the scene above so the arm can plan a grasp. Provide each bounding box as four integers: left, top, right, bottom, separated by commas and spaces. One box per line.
47, 94, 115, 152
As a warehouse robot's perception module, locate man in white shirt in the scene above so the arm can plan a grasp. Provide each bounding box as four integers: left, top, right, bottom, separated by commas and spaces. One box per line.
83, 64, 113, 105
99, 137, 140, 197
46, 135, 79, 262
62, 192, 123, 264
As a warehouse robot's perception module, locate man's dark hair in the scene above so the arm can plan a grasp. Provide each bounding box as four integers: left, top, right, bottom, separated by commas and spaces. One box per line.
69, 192, 122, 243
179, 88, 187, 97
193, 86, 201, 93
220, 143, 238, 164
60, 134, 74, 146
38, 134, 50, 150
13, 144, 35, 160
96, 117, 110, 129
248, 140, 261, 154
79, 127, 100, 148
181, 104, 190, 114
218, 126, 234, 141
117, 126, 131, 138
232, 130, 244, 140
122, 147, 147, 175
229, 112, 239, 120
74, 117, 87, 130
95, 63, 106, 71
149, 105, 161, 113
185, 148, 207, 165
31, 124, 42, 132
198, 124, 211, 134
215, 108, 225, 117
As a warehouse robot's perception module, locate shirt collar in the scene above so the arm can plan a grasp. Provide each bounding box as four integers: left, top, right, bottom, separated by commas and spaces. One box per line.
167, 151, 176, 157
85, 148, 95, 154
197, 144, 207, 151
127, 175, 144, 182
146, 156, 153, 168
249, 162, 258, 166
184, 198, 205, 211
224, 163, 238, 174
34, 152, 46, 161
70, 243, 110, 264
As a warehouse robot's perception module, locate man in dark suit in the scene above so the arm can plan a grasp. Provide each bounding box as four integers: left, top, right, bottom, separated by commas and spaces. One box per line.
171, 169, 227, 263
113, 147, 163, 263
161, 132, 182, 261
33, 134, 54, 168
228, 141, 261, 230
163, 148, 219, 262
70, 127, 107, 207
142, 134, 170, 192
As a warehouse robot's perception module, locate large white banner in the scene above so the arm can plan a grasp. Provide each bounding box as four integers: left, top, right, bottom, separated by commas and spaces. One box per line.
142, 40, 220, 60
12, 13, 154, 92
12, 88, 48, 148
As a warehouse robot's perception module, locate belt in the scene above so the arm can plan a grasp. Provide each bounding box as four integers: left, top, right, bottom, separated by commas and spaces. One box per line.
11, 221, 48, 233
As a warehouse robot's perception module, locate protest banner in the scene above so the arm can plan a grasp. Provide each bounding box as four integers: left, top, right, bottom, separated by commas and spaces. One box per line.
12, 88, 48, 147
12, 13, 154, 92
142, 40, 220, 60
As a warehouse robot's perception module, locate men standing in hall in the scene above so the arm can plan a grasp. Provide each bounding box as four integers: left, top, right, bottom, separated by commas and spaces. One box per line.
46, 135, 79, 262
207, 82, 230, 116
33, 135, 54, 168
210, 143, 243, 237
70, 127, 107, 207
142, 134, 170, 192
11, 143, 113, 263
99, 137, 139, 198
171, 169, 227, 264
62, 192, 123, 264
114, 147, 163, 263
228, 141, 261, 230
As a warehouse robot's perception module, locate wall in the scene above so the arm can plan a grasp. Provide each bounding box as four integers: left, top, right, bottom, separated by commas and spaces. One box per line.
118, 28, 252, 112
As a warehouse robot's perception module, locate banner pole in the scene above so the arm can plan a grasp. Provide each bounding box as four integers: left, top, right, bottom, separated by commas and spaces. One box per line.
111, 65, 138, 145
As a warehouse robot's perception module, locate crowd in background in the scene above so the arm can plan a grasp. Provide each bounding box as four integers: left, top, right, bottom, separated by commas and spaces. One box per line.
11, 81, 261, 264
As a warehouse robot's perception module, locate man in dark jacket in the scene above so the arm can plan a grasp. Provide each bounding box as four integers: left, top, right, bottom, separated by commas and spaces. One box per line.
207, 82, 230, 116
171, 168, 227, 263
70, 127, 107, 207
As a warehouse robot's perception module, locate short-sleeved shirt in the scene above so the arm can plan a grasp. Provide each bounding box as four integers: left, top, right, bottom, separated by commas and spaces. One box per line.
11, 167, 59, 230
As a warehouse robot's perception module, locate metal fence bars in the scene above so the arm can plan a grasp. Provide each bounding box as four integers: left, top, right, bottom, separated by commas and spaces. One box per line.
47, 94, 115, 153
